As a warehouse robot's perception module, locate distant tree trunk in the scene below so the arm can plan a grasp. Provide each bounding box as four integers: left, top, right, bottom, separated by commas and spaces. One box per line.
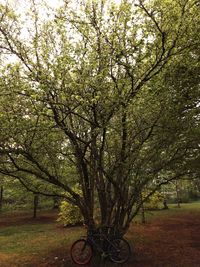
140, 193, 146, 224
175, 180, 181, 208
0, 186, 3, 212
33, 194, 39, 218
163, 198, 168, 209
53, 197, 59, 209
136, 192, 146, 224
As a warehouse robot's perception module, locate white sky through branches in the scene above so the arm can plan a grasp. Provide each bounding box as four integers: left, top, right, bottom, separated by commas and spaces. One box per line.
0, 0, 123, 65
0, 0, 122, 12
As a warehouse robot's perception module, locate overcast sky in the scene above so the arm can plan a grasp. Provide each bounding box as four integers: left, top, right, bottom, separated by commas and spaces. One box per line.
0, 0, 123, 25
0, 0, 122, 10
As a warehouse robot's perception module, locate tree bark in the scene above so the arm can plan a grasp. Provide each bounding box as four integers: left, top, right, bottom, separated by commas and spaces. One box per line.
53, 197, 59, 209
140, 192, 146, 224
0, 186, 3, 212
163, 198, 169, 209
33, 194, 39, 218
175, 180, 181, 208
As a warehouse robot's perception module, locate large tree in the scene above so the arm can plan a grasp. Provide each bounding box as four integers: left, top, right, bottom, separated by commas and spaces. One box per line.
0, 0, 199, 234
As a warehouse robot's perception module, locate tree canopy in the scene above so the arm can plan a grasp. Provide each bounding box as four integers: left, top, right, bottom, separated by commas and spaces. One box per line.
0, 0, 200, 233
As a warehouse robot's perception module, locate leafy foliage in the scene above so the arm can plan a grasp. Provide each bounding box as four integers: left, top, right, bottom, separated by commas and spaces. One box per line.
143, 192, 164, 210
0, 0, 199, 234
57, 186, 83, 226
57, 200, 83, 226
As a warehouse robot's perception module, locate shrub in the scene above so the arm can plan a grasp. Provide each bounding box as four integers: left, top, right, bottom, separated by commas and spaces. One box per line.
57, 185, 83, 226
57, 200, 83, 226
144, 192, 164, 210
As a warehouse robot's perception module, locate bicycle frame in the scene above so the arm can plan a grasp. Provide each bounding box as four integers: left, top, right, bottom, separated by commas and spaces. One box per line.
71, 228, 131, 265
85, 231, 119, 256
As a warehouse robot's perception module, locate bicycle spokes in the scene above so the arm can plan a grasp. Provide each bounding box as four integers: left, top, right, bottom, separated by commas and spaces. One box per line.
70, 239, 93, 265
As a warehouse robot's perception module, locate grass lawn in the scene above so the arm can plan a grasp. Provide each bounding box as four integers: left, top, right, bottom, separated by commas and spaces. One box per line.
0, 211, 84, 267
0, 202, 199, 266
133, 201, 200, 223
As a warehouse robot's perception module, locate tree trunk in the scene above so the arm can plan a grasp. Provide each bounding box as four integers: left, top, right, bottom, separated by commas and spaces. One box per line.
163, 198, 169, 209
0, 186, 3, 212
52, 197, 59, 209
140, 192, 146, 224
33, 194, 39, 218
175, 180, 181, 208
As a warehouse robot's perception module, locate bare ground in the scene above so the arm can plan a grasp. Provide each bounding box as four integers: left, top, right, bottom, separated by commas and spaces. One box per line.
127, 211, 200, 267
0, 210, 200, 267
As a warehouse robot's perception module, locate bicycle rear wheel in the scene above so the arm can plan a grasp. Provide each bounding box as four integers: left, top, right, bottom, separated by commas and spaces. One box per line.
70, 239, 93, 265
108, 238, 131, 264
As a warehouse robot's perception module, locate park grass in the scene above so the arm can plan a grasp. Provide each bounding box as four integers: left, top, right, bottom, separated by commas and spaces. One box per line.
133, 201, 200, 224
0, 201, 199, 266
0, 213, 84, 266
126, 201, 200, 257
0, 223, 83, 253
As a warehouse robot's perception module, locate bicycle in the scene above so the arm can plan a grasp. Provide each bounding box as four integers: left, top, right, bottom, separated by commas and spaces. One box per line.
70, 226, 131, 265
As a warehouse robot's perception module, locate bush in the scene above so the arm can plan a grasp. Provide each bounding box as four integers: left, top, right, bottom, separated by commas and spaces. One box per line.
57, 200, 83, 226
57, 185, 83, 226
144, 192, 164, 210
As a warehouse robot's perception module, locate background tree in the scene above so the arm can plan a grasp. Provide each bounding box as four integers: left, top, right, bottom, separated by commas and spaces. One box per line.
0, 175, 4, 212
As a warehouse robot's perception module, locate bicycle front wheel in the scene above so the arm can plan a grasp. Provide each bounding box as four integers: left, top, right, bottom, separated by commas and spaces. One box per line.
70, 239, 93, 265
108, 238, 131, 264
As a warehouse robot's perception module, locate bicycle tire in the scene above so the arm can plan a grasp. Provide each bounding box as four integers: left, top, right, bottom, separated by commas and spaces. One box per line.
108, 238, 131, 264
70, 239, 93, 265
